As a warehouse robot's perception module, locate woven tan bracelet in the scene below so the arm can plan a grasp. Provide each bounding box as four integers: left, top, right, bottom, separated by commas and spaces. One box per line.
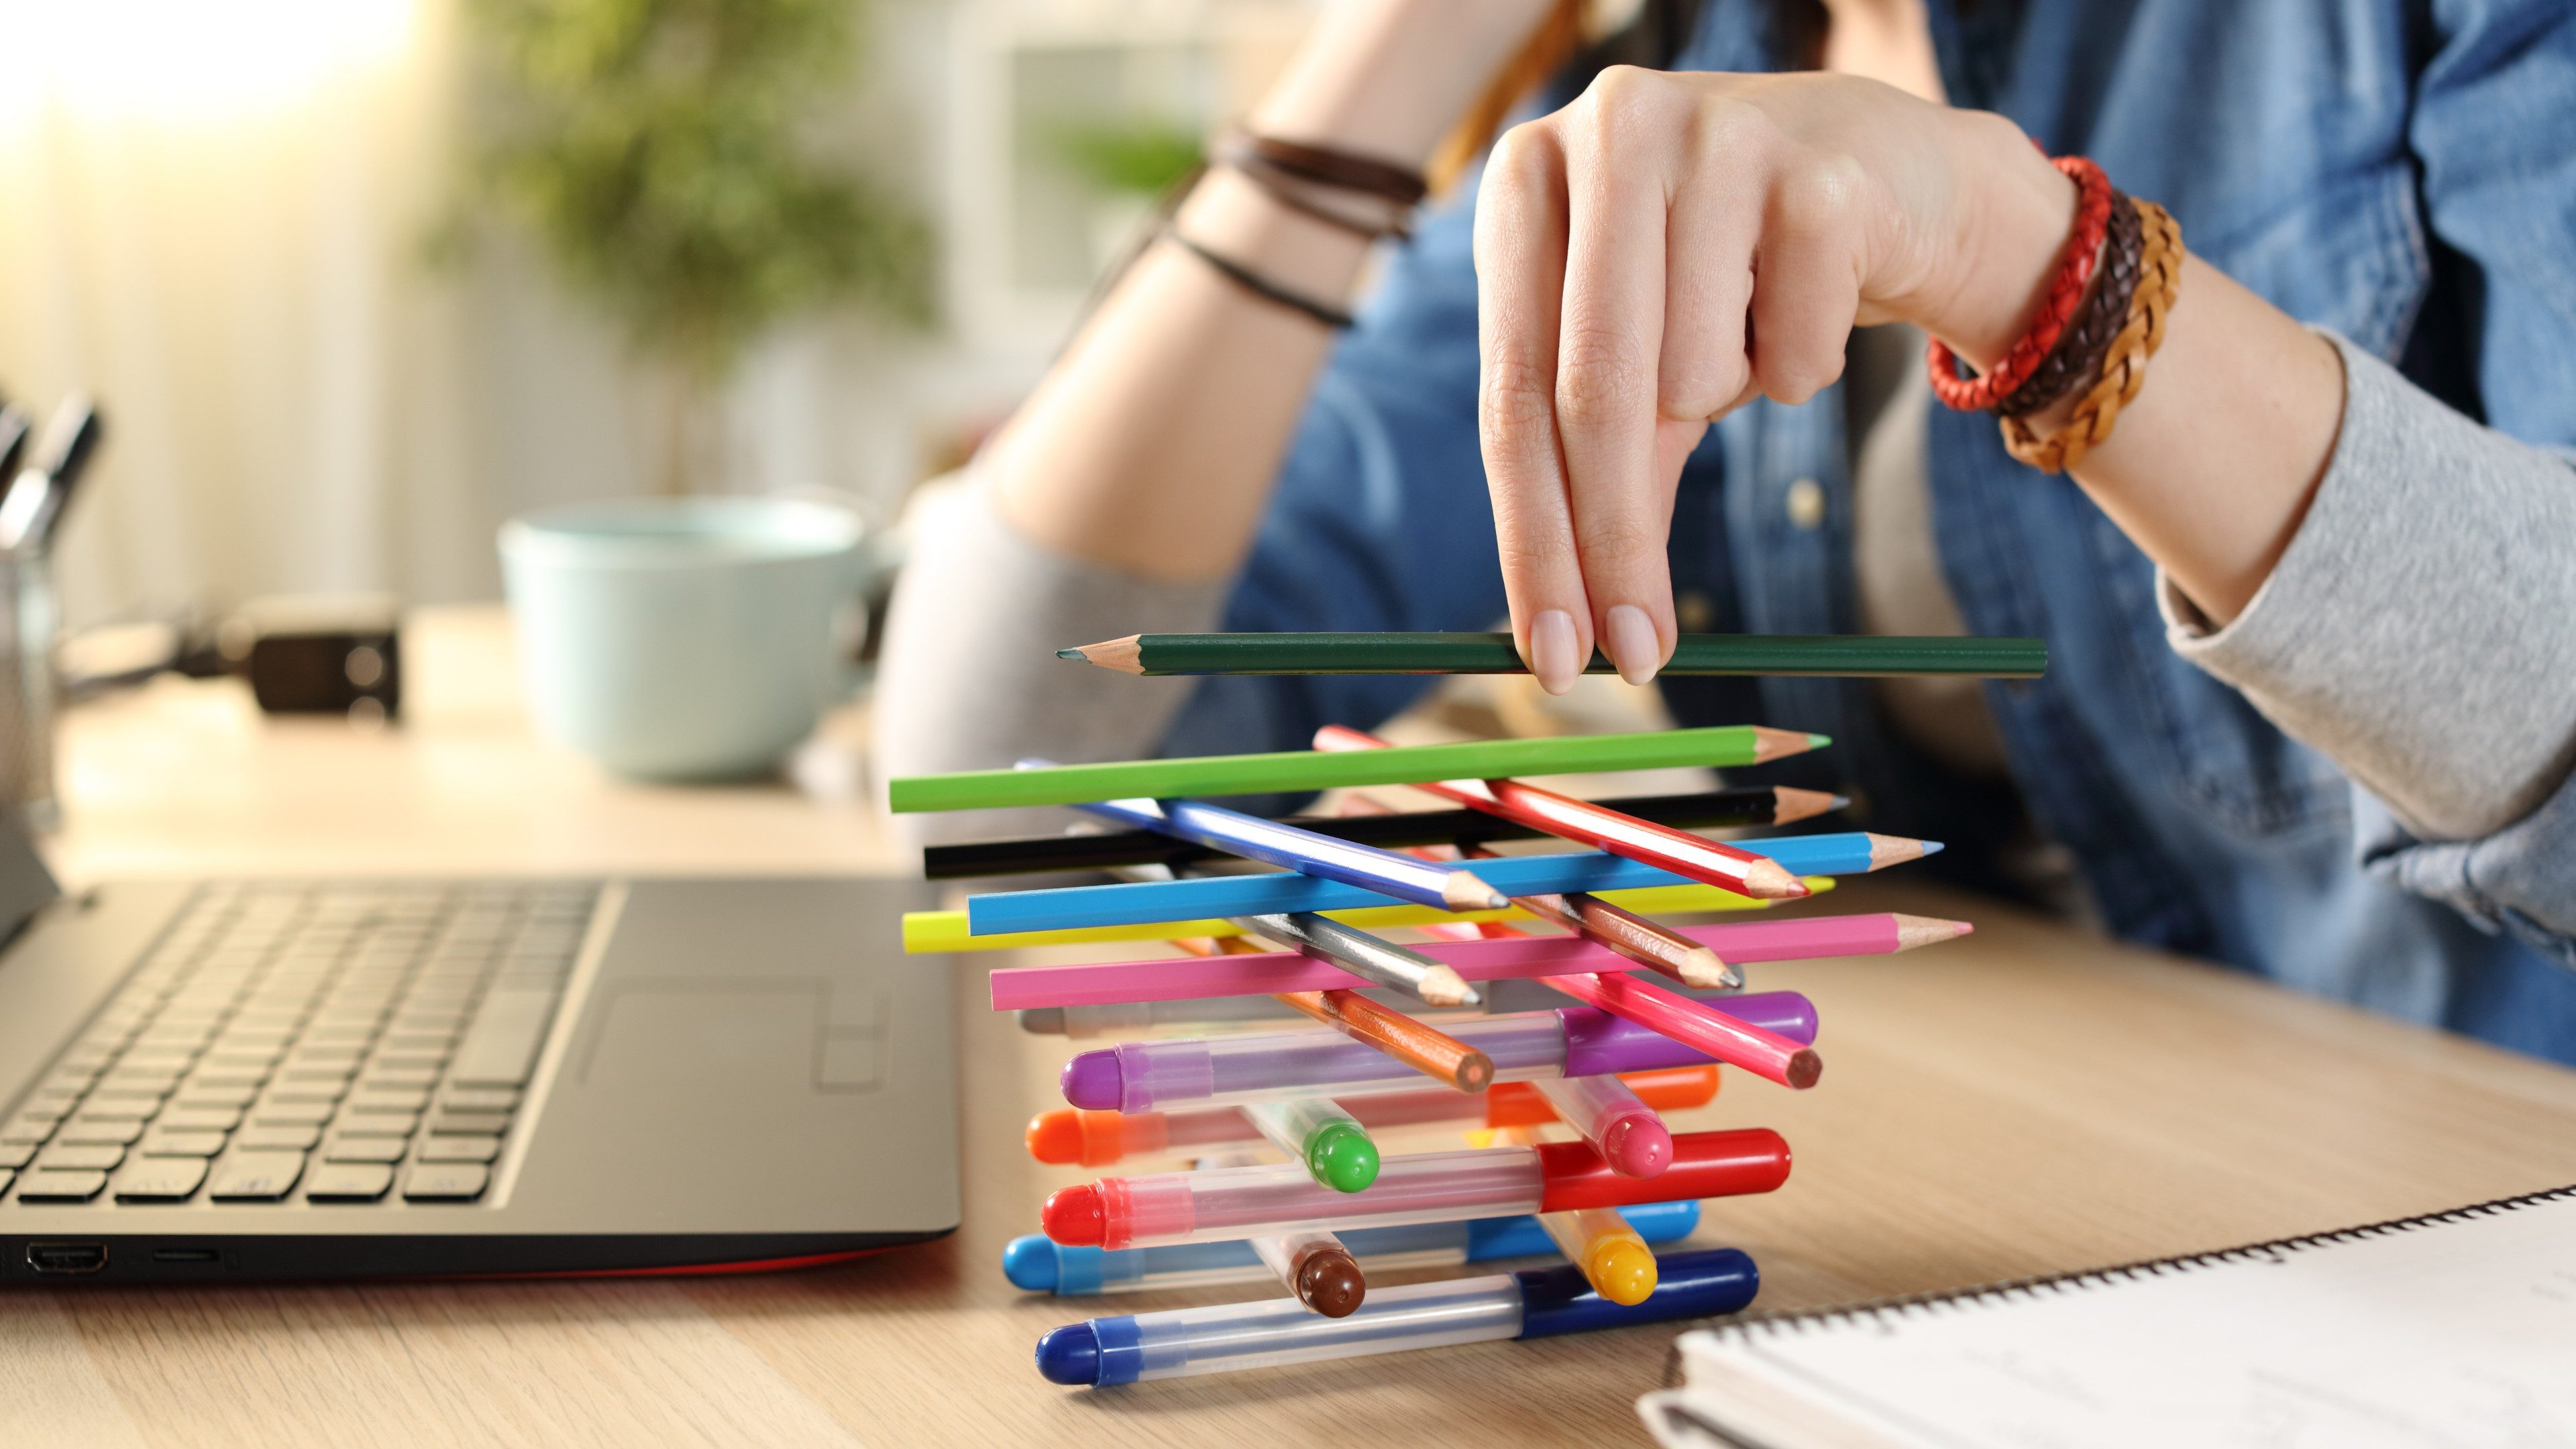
2000, 199, 2184, 474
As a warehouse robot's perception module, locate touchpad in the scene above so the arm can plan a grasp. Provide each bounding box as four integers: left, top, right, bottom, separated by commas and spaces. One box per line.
576, 979, 885, 1102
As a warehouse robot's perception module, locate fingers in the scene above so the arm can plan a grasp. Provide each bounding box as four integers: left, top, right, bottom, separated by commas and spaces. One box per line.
1657, 103, 1763, 423
1474, 119, 1591, 694
1748, 158, 1866, 406
1554, 68, 1684, 685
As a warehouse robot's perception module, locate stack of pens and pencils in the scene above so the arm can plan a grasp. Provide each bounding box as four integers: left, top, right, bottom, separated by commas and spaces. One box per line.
888, 630, 2045, 1389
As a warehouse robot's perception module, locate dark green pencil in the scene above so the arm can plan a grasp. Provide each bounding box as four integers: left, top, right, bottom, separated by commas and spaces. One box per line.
1059, 631, 2046, 678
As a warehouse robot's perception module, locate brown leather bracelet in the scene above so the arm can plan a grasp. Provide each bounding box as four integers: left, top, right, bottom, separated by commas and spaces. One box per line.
1218, 156, 1414, 241
1996, 192, 2147, 418
1221, 129, 1428, 207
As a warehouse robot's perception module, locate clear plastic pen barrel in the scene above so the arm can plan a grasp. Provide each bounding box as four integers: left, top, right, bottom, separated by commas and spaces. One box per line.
1099, 1146, 1544, 1248
1099, 1275, 1525, 1381
1122, 1013, 1570, 1108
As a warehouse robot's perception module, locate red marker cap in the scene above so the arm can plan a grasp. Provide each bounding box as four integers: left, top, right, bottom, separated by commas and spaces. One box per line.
1537, 1128, 1790, 1212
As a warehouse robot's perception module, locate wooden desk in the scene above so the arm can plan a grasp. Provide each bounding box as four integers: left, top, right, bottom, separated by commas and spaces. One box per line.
17, 608, 2576, 1448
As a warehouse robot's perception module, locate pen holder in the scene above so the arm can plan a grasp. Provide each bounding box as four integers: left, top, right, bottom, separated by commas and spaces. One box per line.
0, 551, 60, 831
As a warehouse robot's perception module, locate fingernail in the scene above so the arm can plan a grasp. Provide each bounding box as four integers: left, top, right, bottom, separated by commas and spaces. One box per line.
1528, 610, 1580, 695
1605, 604, 1663, 686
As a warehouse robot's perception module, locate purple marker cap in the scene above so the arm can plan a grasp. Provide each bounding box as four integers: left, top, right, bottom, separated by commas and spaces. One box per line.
1060, 1050, 1122, 1110
1557, 991, 1816, 1077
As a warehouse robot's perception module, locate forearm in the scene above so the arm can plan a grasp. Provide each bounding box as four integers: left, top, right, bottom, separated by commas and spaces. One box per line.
990, 0, 1554, 584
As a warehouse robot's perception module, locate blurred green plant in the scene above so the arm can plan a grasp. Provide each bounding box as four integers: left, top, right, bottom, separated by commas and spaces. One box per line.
1044, 118, 1203, 198
451, 0, 934, 486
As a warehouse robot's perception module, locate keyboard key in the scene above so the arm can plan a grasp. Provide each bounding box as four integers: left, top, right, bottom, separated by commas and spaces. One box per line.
360, 1065, 440, 1089
138, 1128, 229, 1157
159, 1106, 244, 1132
336, 1112, 418, 1138
441, 1087, 519, 1113
249, 1099, 335, 1126
174, 1082, 259, 1108
264, 1079, 350, 1104
35, 1143, 125, 1171
207, 1151, 306, 1201
347, 1087, 430, 1114
429, 1110, 511, 1136
1, 1113, 58, 1144
235, 1124, 323, 1151
15, 1167, 109, 1202
0, 1140, 36, 1169
400, 1163, 489, 1202
303, 1163, 394, 1202
113, 1156, 209, 1202
448, 987, 555, 1088
416, 1134, 500, 1164
321, 1135, 409, 1163
59, 1116, 147, 1146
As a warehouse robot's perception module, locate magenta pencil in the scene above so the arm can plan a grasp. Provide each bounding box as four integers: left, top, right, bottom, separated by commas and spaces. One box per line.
986, 912, 1970, 1011
1540, 971, 1822, 1090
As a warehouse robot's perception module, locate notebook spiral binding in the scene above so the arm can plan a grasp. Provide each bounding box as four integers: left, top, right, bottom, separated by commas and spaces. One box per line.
1660, 1181, 2576, 1389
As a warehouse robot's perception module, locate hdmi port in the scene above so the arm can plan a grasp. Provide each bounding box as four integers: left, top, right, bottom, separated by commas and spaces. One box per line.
27, 1243, 107, 1275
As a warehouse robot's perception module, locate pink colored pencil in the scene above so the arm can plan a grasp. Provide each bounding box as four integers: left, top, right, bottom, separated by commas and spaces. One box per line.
985, 912, 1969, 1010
1538, 969, 1822, 1090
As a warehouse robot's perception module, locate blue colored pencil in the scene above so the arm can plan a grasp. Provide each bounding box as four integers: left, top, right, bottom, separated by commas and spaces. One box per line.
967, 832, 1937, 936
1059, 786, 1508, 914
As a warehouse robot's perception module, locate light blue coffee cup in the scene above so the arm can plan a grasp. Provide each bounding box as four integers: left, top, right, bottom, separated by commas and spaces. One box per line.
499, 496, 866, 781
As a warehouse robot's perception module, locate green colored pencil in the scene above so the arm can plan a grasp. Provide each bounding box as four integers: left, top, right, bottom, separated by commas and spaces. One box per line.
885, 726, 1826, 814
1059, 631, 2046, 678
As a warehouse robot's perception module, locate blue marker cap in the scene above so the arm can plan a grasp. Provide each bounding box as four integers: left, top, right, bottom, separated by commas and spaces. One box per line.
1464, 1200, 1702, 1261
1034, 1322, 1099, 1385
1002, 1235, 1059, 1292
1513, 1246, 1758, 1339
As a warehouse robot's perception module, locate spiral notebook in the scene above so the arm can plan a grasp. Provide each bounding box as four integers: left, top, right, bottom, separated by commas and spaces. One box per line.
1641, 1185, 2576, 1449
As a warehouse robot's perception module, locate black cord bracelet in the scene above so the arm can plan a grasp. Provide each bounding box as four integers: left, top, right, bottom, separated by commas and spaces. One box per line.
1165, 227, 1357, 329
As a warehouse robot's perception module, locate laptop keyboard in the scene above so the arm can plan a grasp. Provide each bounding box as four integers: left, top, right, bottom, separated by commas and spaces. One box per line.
0, 881, 597, 1209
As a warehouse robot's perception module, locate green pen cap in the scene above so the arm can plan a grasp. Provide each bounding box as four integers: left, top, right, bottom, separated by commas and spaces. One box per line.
1305, 1120, 1380, 1193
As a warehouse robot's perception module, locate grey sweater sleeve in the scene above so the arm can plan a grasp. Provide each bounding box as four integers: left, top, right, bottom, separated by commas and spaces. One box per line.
2159, 332, 2576, 841
869, 476, 1230, 849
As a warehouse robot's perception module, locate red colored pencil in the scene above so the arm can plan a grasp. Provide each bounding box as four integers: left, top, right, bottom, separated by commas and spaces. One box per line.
1538, 969, 1822, 1090
1313, 724, 1808, 900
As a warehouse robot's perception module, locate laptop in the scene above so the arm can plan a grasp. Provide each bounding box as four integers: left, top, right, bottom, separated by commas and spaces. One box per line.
0, 815, 958, 1281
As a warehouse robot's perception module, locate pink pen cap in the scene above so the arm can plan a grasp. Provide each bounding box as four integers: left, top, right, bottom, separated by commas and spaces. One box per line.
1532, 1074, 1671, 1177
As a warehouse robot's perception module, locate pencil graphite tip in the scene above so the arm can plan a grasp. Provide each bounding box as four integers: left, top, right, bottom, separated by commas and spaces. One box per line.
1866, 834, 1937, 869
1062, 635, 1144, 674
1443, 871, 1511, 913
1742, 859, 1810, 900
1770, 786, 1845, 826
1892, 914, 1976, 951
1784, 1048, 1824, 1091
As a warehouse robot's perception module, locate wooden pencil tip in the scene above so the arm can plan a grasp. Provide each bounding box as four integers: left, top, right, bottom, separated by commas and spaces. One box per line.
1784, 1049, 1823, 1090
1743, 860, 1810, 900
1676, 947, 1734, 991
1892, 914, 1976, 950
1063, 635, 1145, 673
1866, 834, 1934, 869
1444, 872, 1511, 913
1748, 727, 1828, 764
1770, 786, 1845, 826
1420, 965, 1480, 1009
1454, 1051, 1496, 1093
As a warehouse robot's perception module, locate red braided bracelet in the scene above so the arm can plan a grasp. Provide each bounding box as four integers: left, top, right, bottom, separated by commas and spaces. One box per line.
1925, 155, 2112, 412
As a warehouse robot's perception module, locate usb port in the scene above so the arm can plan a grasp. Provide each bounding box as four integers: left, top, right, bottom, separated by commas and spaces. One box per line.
152, 1248, 220, 1265
26, 1243, 107, 1275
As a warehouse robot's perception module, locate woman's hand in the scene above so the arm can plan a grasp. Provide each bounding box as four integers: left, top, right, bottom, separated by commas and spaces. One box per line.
1474, 68, 2082, 689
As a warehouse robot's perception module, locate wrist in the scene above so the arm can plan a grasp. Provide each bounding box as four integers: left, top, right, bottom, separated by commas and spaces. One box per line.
1916, 114, 2081, 371
1247, 0, 1560, 166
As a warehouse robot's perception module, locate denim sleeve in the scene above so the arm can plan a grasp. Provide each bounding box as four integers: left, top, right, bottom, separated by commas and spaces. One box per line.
1159, 183, 1513, 761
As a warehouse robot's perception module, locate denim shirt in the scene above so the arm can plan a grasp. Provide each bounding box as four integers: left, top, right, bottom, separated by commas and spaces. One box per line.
1159, 0, 2576, 1065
